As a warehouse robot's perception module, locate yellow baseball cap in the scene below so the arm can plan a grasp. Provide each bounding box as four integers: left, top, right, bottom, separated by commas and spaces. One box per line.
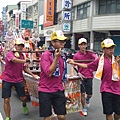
15, 38, 25, 46
51, 30, 68, 41
78, 38, 87, 44
101, 38, 116, 49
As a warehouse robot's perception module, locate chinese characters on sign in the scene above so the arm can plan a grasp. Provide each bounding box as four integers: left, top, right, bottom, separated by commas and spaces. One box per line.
62, 11, 71, 20
62, 0, 72, 32
46, 0, 54, 21
62, 0, 72, 9
21, 20, 33, 29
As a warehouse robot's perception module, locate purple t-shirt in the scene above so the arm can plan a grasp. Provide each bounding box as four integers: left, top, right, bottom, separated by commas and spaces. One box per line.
73, 51, 96, 78
88, 56, 120, 95
2, 51, 25, 83
0, 46, 2, 55
38, 50, 65, 92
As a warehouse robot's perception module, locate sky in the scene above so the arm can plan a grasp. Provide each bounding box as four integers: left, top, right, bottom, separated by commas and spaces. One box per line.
0, 0, 31, 18
0, 0, 20, 18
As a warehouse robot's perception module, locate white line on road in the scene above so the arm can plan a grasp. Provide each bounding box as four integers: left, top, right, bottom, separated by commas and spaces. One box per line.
0, 113, 3, 120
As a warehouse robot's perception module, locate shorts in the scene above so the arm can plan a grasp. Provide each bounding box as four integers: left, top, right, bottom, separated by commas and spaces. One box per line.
39, 90, 66, 117
101, 92, 120, 115
80, 78, 93, 95
2, 81, 25, 98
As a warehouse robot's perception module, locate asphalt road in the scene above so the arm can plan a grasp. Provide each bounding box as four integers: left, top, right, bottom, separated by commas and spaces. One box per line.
0, 78, 105, 120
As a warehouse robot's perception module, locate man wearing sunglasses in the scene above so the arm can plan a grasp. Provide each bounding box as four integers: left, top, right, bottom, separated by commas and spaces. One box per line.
38, 30, 68, 120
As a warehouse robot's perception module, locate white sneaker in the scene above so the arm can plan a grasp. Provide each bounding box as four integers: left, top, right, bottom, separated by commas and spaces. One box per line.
79, 108, 87, 116
86, 97, 90, 107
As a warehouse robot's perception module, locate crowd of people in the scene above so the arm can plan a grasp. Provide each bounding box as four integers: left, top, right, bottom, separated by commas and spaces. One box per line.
0, 29, 120, 120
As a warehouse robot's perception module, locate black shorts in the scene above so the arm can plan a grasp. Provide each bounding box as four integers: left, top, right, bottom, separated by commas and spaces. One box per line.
2, 81, 25, 98
39, 90, 66, 117
80, 78, 93, 95
101, 92, 120, 115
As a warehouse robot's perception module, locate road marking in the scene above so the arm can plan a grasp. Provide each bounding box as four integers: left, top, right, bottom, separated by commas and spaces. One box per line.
0, 113, 3, 120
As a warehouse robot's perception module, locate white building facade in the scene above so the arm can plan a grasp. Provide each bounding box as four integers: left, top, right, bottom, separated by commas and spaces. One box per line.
5, 0, 120, 55
43, 0, 120, 55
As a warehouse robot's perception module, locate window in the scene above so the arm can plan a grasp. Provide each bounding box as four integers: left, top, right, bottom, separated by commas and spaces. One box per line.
77, 2, 90, 19
99, 0, 120, 14
94, 32, 107, 51
100, 0, 106, 5
116, 3, 120, 13
117, 0, 120, 3
34, 5, 38, 14
94, 41, 101, 51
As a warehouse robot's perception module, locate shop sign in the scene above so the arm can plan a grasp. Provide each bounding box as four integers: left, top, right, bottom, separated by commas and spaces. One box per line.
62, 11, 71, 21
44, 30, 53, 36
15, 12, 19, 30
62, 0, 72, 9
62, 22, 71, 32
46, 0, 54, 21
21, 20, 33, 29
43, 0, 54, 27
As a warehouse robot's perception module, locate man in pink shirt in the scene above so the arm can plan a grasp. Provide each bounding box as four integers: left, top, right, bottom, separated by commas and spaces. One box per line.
70, 38, 96, 116
68, 38, 120, 120
2, 38, 37, 120
38, 30, 68, 120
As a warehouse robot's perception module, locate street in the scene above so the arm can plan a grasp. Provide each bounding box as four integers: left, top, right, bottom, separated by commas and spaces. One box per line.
0, 78, 105, 120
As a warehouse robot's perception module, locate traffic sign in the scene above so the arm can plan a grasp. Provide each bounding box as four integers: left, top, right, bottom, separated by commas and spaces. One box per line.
21, 20, 33, 28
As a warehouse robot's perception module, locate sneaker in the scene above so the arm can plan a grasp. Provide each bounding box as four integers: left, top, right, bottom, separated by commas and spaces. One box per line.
23, 106, 28, 115
86, 97, 90, 107
79, 108, 87, 116
6, 117, 11, 120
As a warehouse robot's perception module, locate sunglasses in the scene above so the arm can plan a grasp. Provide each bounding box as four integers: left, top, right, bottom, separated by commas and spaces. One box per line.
54, 40, 66, 44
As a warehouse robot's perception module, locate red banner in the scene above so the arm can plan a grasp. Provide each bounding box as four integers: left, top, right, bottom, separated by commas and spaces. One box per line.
15, 12, 19, 30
